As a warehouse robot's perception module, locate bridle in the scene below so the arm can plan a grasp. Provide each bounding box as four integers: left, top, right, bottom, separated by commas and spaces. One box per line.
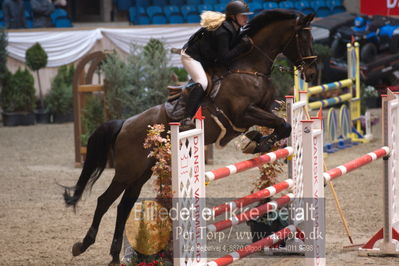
250, 19, 317, 74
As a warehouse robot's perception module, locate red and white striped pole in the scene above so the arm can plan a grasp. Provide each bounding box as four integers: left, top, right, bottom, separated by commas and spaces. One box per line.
205, 147, 293, 182
212, 179, 294, 217
208, 194, 294, 232
207, 225, 296, 266
323, 147, 390, 182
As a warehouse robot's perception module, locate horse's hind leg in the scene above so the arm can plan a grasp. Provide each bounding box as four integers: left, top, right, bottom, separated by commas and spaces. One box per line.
72, 179, 126, 257
108, 170, 152, 265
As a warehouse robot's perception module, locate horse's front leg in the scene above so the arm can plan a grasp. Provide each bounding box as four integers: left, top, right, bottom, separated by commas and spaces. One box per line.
242, 104, 291, 153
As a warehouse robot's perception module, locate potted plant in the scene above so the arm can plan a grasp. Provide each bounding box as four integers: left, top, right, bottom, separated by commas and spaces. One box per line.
0, 27, 7, 89
45, 65, 75, 123
1, 68, 36, 126
25, 42, 49, 123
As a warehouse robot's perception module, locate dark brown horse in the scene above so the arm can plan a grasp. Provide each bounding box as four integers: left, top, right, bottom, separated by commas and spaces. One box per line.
64, 10, 317, 265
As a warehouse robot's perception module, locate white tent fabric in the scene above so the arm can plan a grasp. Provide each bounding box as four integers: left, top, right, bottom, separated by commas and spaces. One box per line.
7, 26, 200, 67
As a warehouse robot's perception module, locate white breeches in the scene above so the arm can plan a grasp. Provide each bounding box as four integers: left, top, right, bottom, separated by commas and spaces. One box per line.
181, 49, 208, 90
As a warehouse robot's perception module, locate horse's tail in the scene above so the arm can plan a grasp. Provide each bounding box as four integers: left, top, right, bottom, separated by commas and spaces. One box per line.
63, 119, 124, 208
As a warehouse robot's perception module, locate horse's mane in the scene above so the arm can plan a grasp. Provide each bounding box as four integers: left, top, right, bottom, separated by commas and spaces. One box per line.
245, 9, 303, 37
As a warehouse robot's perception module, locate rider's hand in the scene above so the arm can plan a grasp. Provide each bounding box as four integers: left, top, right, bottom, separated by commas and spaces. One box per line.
241, 36, 253, 48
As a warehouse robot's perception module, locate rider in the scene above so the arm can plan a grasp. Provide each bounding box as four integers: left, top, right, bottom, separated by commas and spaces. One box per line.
352, 16, 369, 32
179, 0, 254, 129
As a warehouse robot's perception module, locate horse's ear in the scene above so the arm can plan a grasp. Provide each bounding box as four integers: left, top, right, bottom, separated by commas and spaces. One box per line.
297, 13, 315, 27
307, 13, 316, 23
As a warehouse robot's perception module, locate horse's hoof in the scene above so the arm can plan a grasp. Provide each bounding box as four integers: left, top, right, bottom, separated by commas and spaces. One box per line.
245, 130, 262, 142
242, 141, 257, 154
108, 260, 120, 266
257, 141, 273, 154
72, 242, 83, 256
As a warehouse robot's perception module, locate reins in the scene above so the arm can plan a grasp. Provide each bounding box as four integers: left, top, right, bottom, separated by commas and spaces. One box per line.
216, 15, 318, 81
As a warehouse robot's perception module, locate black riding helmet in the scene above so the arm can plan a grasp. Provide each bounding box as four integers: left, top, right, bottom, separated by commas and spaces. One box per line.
225, 0, 253, 16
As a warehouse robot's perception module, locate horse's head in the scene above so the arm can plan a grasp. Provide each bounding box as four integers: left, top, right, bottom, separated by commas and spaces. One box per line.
282, 13, 318, 82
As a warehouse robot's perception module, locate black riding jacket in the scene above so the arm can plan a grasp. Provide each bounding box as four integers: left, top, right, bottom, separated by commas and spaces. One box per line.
183, 20, 251, 67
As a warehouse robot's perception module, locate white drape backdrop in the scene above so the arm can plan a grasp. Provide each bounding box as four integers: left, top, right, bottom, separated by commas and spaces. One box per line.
7, 26, 200, 67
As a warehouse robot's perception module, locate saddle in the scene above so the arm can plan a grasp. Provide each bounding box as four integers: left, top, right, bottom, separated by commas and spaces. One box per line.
164, 75, 222, 121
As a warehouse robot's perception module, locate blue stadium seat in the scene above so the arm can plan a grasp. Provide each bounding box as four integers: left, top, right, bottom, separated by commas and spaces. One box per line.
198, 4, 214, 14
181, 5, 200, 23
213, 3, 225, 13
314, 1, 331, 17
187, 0, 202, 4
169, 0, 184, 5
328, 0, 346, 14
23, 0, 32, 13
116, 0, 134, 11
248, 2, 263, 16
279, 1, 295, 10
203, 0, 218, 4
332, 5, 346, 14
136, 7, 150, 24
263, 2, 278, 10
251, 0, 264, 3
165, 6, 185, 24
169, 14, 184, 24
152, 15, 167, 24
54, 17, 73, 27
328, 0, 344, 4
128, 7, 136, 24
147, 6, 162, 17
136, 0, 151, 7
219, 0, 230, 4
152, 0, 167, 6
51, 8, 72, 27
294, 1, 314, 14
0, 10, 4, 28
138, 15, 150, 24
164, 5, 180, 17
181, 5, 198, 17
186, 14, 200, 23
147, 6, 167, 24
25, 10, 33, 28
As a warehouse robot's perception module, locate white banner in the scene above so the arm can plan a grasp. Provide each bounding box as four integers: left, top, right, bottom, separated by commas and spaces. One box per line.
7, 25, 200, 67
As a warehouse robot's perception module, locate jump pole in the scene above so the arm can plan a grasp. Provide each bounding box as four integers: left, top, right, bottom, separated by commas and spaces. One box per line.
171, 98, 326, 265
294, 42, 367, 145
359, 90, 399, 256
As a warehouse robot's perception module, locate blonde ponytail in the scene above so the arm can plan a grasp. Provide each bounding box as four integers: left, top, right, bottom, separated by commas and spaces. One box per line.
200, 11, 226, 31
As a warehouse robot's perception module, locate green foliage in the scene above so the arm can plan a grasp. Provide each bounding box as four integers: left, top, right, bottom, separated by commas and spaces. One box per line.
313, 43, 331, 61
102, 39, 172, 119
143, 39, 166, 63
25, 43, 48, 71
45, 83, 73, 115
102, 52, 137, 119
0, 68, 36, 112
0, 28, 8, 86
52, 64, 75, 90
45, 65, 75, 114
271, 58, 293, 99
170, 67, 188, 82
140, 39, 172, 108
81, 95, 104, 146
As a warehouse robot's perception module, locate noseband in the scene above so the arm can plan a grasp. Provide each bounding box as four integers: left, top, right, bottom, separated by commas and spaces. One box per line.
294, 26, 317, 72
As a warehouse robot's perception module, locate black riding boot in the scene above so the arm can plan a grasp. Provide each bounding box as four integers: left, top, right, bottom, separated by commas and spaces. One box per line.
180, 83, 206, 130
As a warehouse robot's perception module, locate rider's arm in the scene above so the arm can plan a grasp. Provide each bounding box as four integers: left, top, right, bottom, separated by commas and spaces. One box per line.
215, 30, 251, 63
